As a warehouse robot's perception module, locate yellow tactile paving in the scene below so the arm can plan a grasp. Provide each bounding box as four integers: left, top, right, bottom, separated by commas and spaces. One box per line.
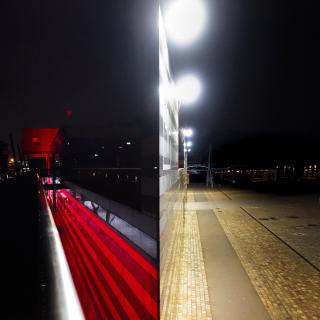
205, 191, 320, 320
160, 191, 213, 320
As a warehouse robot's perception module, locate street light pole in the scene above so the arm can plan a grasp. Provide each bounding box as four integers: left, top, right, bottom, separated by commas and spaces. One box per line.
184, 140, 188, 170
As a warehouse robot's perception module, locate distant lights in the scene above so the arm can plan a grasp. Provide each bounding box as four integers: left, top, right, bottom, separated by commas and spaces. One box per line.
182, 128, 193, 138
126, 141, 131, 145
170, 130, 179, 136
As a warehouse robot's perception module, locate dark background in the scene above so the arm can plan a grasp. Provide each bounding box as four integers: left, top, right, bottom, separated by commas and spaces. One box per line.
1, 1, 320, 167
167, 0, 320, 166
0, 0, 158, 146
0, 0, 159, 216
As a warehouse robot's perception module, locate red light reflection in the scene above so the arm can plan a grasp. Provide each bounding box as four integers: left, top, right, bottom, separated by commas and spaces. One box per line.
48, 189, 158, 320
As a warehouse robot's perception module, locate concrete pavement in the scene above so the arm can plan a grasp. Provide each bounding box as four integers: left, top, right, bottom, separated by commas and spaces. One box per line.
197, 209, 271, 320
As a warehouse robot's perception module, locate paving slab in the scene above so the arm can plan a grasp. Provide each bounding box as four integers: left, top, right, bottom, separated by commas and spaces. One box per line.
197, 209, 271, 320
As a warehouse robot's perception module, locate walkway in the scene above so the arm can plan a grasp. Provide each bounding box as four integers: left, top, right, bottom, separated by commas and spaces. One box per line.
161, 185, 320, 319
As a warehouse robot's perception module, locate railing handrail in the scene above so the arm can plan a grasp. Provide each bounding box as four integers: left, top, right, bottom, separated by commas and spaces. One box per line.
38, 176, 84, 320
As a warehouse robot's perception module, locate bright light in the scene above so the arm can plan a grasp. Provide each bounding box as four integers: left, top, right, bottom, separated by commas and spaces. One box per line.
188, 148, 191, 152
186, 141, 192, 147
182, 129, 193, 138
176, 75, 201, 105
126, 141, 131, 145
164, 0, 206, 46
159, 83, 177, 103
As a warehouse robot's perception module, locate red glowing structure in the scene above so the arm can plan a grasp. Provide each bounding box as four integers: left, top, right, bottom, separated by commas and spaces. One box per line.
47, 189, 158, 320
21, 128, 61, 171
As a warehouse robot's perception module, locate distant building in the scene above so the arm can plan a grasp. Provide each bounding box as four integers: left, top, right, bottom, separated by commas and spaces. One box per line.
0, 140, 8, 174
60, 125, 141, 171
21, 128, 61, 174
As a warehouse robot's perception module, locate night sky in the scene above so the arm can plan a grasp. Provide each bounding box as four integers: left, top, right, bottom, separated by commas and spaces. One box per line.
0, 1, 158, 146
1, 1, 320, 166
168, 0, 320, 165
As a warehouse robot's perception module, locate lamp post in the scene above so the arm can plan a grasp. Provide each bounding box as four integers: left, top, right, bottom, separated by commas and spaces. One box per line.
163, 0, 206, 185
182, 129, 193, 170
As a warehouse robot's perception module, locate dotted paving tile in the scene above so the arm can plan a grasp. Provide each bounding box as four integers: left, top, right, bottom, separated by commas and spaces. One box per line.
243, 206, 320, 270
160, 191, 213, 320
205, 192, 320, 320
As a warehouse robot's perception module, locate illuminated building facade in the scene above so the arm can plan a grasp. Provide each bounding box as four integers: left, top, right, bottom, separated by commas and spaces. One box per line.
159, 8, 186, 298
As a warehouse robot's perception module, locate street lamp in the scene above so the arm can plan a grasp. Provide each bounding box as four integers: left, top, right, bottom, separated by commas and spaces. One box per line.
182, 128, 193, 138
164, 0, 206, 46
176, 75, 202, 105
182, 128, 194, 170
161, 1, 206, 187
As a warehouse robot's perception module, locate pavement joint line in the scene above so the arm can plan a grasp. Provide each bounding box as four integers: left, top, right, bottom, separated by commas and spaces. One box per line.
218, 190, 232, 200
240, 206, 320, 274
205, 188, 320, 319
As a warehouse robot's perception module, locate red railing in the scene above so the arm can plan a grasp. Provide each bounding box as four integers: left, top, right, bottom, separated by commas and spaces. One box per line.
48, 189, 158, 320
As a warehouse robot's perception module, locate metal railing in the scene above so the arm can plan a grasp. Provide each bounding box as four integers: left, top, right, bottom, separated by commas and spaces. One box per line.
68, 167, 142, 210
38, 176, 84, 320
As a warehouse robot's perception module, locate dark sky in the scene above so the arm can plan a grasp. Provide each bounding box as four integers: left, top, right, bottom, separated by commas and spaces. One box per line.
168, 0, 320, 164
1, 1, 320, 165
0, 1, 158, 146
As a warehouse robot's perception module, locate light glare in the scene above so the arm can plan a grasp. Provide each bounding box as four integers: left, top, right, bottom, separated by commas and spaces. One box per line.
176, 75, 201, 105
165, 0, 206, 46
183, 129, 193, 138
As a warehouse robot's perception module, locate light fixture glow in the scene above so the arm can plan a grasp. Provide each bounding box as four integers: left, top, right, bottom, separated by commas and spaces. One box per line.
126, 141, 131, 145
159, 83, 177, 103
182, 129, 193, 138
165, 0, 206, 46
176, 75, 201, 105
186, 141, 192, 147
